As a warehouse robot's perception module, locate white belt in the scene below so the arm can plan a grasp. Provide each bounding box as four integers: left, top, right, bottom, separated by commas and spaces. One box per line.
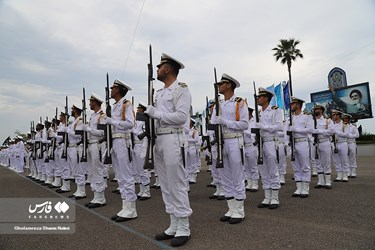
318, 138, 329, 143
347, 139, 356, 144
112, 133, 131, 139
244, 143, 255, 147
294, 137, 307, 143
156, 127, 183, 135
262, 136, 275, 142
223, 133, 242, 139
68, 144, 77, 147
133, 141, 143, 144
278, 139, 285, 144
88, 140, 99, 144
337, 140, 347, 143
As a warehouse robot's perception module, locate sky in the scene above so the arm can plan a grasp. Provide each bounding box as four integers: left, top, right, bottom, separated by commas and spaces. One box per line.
1, 0, 375, 141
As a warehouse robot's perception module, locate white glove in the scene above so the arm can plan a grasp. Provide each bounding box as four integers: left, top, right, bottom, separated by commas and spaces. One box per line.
67, 128, 75, 135
256, 123, 265, 130
312, 129, 320, 134
105, 117, 119, 127
216, 116, 228, 126
288, 126, 296, 132
82, 124, 92, 132
145, 105, 162, 120
336, 131, 347, 137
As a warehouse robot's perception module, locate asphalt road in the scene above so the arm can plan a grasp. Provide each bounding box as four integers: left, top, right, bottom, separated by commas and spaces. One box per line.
0, 156, 374, 250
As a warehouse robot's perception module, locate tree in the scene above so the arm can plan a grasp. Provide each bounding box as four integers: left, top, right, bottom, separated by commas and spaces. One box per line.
272, 38, 303, 96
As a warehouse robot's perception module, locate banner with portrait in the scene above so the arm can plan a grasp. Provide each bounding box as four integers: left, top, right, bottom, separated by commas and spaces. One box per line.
310, 82, 372, 120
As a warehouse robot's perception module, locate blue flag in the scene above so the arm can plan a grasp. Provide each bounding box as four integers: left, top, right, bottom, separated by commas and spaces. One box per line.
274, 83, 283, 109
266, 84, 276, 106
283, 82, 290, 110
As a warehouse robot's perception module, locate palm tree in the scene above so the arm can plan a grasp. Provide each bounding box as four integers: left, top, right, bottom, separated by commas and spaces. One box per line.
272, 38, 303, 96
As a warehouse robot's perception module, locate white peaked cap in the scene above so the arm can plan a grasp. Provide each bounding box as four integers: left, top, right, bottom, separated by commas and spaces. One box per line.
157, 53, 185, 69
89, 92, 104, 103
112, 79, 132, 91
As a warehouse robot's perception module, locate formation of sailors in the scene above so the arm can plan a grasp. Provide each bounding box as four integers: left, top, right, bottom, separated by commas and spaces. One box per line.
0, 53, 360, 248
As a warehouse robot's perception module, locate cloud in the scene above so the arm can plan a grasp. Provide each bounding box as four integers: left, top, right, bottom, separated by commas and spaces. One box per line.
0, 0, 375, 140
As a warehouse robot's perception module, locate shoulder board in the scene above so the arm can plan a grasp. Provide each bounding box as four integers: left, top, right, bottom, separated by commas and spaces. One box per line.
99, 110, 104, 115
156, 89, 163, 93
235, 97, 243, 102
271, 106, 279, 110
123, 100, 132, 106
178, 82, 188, 88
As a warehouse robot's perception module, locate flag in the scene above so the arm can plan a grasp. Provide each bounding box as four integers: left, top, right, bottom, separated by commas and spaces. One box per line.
274, 83, 283, 109
266, 84, 276, 106
283, 82, 290, 110
358, 125, 362, 136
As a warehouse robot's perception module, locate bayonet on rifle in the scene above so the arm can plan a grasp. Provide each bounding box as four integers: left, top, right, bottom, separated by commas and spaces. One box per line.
212, 68, 224, 168
97, 73, 113, 164
76, 87, 88, 162
136, 44, 156, 169
313, 114, 319, 159
251, 82, 264, 165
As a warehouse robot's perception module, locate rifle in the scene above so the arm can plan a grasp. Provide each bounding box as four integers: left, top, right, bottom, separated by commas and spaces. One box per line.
130, 96, 135, 150
287, 93, 296, 161
44, 116, 50, 163
49, 107, 58, 161
312, 115, 319, 159
97, 73, 113, 164
38, 117, 44, 159
76, 88, 88, 162
251, 82, 263, 165
31, 121, 37, 160
202, 96, 212, 165
58, 96, 69, 160
332, 134, 338, 153
136, 45, 156, 169
210, 68, 224, 168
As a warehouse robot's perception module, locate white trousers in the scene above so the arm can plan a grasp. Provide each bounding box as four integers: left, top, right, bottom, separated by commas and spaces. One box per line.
67, 146, 85, 185
258, 141, 280, 190
244, 145, 259, 180
315, 141, 332, 174
291, 140, 311, 182
154, 133, 192, 218
88, 143, 106, 192
132, 143, 150, 186
333, 142, 349, 173
277, 143, 287, 175
186, 145, 198, 181
218, 138, 246, 200
112, 138, 136, 201
348, 143, 357, 169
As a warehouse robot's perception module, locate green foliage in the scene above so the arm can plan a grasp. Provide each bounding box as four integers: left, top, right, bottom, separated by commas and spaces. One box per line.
357, 132, 375, 143
272, 38, 304, 67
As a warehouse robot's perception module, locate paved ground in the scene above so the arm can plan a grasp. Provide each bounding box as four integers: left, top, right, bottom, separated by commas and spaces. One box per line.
0, 157, 375, 250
